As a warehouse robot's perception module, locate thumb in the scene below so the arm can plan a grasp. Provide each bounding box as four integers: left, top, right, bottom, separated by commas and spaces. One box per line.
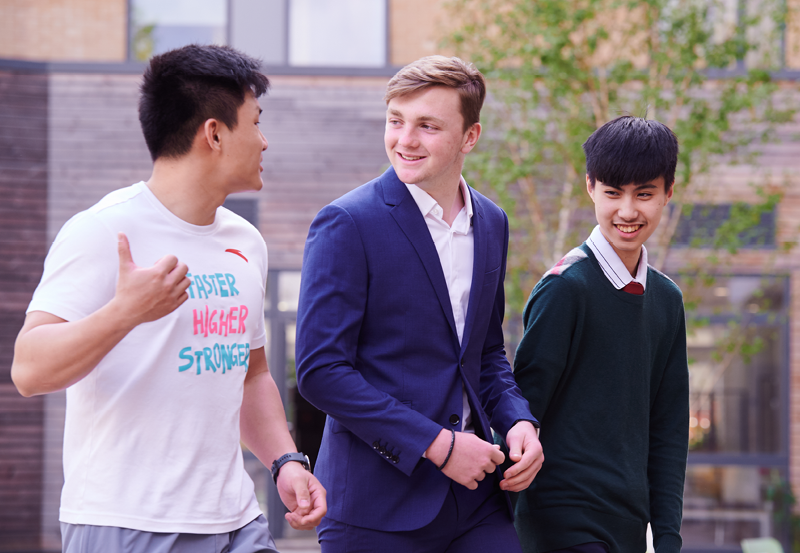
117, 233, 135, 270
293, 477, 311, 510
507, 435, 522, 462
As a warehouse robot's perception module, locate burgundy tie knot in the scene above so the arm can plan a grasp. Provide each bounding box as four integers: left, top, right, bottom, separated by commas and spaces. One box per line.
622, 281, 644, 295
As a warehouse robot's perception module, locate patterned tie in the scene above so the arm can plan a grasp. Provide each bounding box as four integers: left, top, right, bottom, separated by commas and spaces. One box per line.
622, 281, 644, 295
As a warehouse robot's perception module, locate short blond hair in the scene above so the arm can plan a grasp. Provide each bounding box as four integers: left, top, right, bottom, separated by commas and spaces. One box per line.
384, 56, 486, 132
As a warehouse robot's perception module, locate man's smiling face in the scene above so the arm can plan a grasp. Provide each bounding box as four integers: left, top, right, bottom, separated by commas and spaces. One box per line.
384, 86, 479, 192
587, 175, 673, 267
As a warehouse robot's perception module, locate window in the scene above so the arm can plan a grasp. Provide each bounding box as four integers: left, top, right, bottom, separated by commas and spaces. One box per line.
671, 204, 776, 249
241, 268, 322, 539
130, 0, 227, 61
677, 275, 789, 548
682, 465, 790, 547
189, 0, 391, 68
222, 198, 259, 228
288, 0, 387, 67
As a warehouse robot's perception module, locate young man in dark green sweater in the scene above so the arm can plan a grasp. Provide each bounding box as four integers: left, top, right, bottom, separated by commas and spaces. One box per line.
513, 116, 688, 553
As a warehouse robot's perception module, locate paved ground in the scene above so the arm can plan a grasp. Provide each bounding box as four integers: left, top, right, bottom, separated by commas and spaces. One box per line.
275, 537, 321, 552
275, 528, 321, 552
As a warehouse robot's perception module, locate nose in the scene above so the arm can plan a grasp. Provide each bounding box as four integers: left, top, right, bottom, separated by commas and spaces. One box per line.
397, 126, 419, 149
260, 129, 268, 151
618, 195, 638, 220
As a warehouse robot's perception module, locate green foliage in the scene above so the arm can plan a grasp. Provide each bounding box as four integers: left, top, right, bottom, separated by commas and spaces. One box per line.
448, 2, 799, 467
130, 6, 155, 62
445, 0, 796, 312
131, 24, 156, 62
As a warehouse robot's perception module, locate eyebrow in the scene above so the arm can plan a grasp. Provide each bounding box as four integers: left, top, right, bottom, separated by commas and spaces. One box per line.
387, 108, 446, 126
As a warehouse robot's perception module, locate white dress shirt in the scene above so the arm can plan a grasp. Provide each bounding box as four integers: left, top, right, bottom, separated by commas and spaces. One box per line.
585, 225, 648, 290
405, 178, 475, 433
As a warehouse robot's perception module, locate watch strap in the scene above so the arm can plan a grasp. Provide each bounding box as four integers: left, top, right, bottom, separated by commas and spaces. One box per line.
271, 452, 310, 484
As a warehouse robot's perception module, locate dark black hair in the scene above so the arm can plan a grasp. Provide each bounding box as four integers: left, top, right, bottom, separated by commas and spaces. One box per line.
583, 115, 679, 191
138, 44, 270, 161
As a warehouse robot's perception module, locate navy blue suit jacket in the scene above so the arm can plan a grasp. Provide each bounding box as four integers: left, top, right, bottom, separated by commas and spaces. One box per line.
296, 167, 535, 532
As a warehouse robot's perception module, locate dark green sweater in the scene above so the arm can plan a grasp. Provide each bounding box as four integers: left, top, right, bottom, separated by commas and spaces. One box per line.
513, 244, 688, 553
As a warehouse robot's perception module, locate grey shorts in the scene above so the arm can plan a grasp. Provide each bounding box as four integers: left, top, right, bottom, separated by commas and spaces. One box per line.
61, 514, 278, 553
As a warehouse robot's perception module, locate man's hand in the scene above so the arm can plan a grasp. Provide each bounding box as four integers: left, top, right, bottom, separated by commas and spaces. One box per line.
499, 421, 543, 492
112, 233, 190, 326
276, 461, 328, 530
10, 233, 192, 397
425, 429, 505, 490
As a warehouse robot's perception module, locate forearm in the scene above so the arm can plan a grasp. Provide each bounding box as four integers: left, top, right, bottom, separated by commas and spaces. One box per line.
239, 350, 297, 466
11, 303, 135, 397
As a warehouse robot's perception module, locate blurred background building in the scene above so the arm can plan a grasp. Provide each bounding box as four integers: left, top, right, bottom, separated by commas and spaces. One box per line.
1, 1, 800, 551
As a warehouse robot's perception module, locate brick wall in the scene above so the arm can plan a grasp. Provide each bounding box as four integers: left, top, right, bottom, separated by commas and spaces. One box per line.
0, 70, 48, 551
388, 0, 455, 65
0, 0, 127, 62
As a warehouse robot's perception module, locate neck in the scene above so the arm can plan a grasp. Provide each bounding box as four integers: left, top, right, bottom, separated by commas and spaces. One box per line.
418, 175, 465, 226
146, 156, 226, 226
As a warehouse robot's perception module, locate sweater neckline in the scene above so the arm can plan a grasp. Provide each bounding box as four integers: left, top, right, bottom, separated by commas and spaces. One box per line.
580, 243, 647, 305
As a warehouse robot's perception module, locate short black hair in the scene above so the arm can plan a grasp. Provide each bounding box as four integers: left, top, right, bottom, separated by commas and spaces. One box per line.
583, 115, 678, 191
139, 44, 270, 161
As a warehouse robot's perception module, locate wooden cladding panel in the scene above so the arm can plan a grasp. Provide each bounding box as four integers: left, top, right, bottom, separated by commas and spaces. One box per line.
0, 69, 48, 551
47, 74, 391, 270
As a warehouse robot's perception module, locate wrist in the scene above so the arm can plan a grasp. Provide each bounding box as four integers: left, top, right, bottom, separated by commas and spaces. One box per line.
271, 452, 310, 484
425, 428, 452, 466
102, 296, 141, 333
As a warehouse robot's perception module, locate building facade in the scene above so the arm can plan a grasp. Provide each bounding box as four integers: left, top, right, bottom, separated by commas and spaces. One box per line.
1, 1, 800, 551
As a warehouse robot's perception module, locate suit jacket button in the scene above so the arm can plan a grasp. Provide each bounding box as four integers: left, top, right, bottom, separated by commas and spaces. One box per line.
449, 414, 460, 426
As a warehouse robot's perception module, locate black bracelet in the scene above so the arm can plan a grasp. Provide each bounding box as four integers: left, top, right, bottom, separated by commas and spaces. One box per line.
437, 429, 456, 471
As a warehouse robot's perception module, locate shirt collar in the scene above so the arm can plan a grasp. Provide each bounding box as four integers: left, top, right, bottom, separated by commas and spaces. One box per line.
586, 225, 648, 290
405, 177, 473, 222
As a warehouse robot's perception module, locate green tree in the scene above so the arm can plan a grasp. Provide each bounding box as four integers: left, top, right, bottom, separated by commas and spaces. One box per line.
446, 0, 796, 312
447, 1, 800, 518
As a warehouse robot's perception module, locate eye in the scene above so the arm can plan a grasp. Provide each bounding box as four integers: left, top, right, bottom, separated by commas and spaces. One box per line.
638, 192, 653, 199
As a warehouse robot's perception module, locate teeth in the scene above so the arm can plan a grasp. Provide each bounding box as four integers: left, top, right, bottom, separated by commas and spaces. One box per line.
617, 225, 640, 233
399, 153, 422, 161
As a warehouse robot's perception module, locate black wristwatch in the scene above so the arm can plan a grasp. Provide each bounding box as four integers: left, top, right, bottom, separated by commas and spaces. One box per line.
271, 452, 311, 484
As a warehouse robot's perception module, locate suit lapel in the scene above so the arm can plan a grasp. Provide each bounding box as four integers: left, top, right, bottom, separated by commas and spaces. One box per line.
459, 190, 486, 358
382, 168, 459, 340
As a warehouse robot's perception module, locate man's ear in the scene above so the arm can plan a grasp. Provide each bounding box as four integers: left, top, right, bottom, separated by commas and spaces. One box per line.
665, 181, 674, 203
460, 122, 482, 154
586, 174, 595, 202
202, 118, 222, 152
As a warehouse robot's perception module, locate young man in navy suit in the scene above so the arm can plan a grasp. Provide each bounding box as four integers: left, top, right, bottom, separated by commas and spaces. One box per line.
296, 56, 543, 552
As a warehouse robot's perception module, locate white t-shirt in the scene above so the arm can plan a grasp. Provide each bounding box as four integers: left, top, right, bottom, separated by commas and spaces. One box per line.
28, 182, 267, 533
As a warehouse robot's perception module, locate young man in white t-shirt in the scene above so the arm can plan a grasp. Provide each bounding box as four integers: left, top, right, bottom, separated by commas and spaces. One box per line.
11, 44, 326, 553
